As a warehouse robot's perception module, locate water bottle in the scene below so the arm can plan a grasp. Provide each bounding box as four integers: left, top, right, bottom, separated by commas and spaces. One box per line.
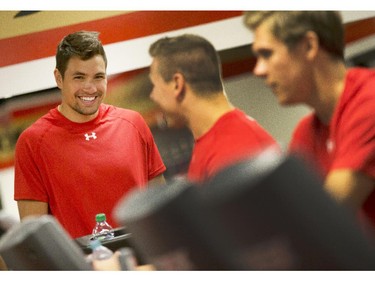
92, 213, 114, 241
89, 239, 113, 261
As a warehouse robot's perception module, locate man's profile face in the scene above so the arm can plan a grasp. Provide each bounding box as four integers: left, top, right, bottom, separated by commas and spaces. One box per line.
252, 23, 313, 106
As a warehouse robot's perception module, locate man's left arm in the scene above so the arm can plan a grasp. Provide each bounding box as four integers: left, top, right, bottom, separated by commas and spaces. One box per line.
325, 169, 374, 210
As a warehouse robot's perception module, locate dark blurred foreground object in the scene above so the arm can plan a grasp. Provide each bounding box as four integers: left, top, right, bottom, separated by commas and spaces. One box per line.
0, 211, 18, 239
114, 177, 230, 269
114, 150, 375, 270
0, 215, 91, 270
0, 211, 18, 270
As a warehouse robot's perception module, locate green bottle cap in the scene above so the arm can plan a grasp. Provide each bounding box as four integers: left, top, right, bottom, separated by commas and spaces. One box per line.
95, 213, 106, 222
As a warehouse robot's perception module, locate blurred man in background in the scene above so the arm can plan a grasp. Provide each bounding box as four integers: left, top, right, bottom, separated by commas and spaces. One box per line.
243, 11, 375, 228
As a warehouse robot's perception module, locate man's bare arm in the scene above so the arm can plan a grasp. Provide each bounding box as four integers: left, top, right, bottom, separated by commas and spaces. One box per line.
325, 169, 374, 210
148, 174, 166, 186
17, 200, 48, 220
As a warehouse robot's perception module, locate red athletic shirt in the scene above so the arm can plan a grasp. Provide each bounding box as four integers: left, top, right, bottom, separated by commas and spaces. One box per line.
289, 68, 375, 226
14, 104, 166, 238
188, 109, 279, 183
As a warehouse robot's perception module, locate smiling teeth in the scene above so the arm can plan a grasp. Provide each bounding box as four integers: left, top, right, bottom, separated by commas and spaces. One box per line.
81, 97, 95, 101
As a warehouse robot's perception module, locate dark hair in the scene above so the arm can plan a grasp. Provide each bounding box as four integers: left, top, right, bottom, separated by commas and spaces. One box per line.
243, 11, 344, 60
55, 31, 107, 78
149, 34, 223, 95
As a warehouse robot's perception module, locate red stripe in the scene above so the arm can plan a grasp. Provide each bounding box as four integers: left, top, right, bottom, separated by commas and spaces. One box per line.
0, 11, 242, 67
11, 102, 60, 119
0, 159, 14, 169
222, 58, 256, 78
344, 17, 375, 44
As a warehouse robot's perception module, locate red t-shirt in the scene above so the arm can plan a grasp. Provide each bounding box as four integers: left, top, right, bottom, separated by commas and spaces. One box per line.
14, 104, 166, 238
188, 109, 279, 182
289, 68, 375, 226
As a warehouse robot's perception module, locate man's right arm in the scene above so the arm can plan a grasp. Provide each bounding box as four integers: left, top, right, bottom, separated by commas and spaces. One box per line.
17, 200, 48, 220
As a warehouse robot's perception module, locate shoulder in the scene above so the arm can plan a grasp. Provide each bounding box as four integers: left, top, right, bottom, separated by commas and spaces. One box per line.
15, 111, 56, 153
103, 104, 152, 136
207, 109, 276, 148
345, 68, 375, 99
18, 111, 55, 140
103, 104, 147, 126
215, 109, 257, 129
289, 113, 318, 153
104, 104, 144, 121
340, 68, 375, 121
290, 113, 320, 145
347, 67, 375, 82
218, 109, 272, 137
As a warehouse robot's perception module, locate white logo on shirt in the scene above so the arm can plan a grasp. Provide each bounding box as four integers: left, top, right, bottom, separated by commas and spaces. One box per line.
84, 132, 97, 141
326, 139, 334, 153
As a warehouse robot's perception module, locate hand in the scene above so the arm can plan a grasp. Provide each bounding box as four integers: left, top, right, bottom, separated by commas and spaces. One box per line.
91, 248, 156, 271
92, 251, 121, 271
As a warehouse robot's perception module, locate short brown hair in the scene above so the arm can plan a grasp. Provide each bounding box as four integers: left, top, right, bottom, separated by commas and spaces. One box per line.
243, 11, 344, 60
55, 31, 107, 78
149, 34, 223, 95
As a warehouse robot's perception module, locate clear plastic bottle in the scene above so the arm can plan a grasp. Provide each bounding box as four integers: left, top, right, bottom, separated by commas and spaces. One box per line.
89, 239, 113, 261
92, 213, 115, 241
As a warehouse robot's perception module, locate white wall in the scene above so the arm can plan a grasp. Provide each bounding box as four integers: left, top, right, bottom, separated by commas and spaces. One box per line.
2, 11, 374, 99
225, 74, 311, 149
0, 73, 310, 220
0, 167, 18, 221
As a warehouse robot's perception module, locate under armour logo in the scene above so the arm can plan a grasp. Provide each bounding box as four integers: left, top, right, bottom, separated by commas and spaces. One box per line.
84, 132, 97, 141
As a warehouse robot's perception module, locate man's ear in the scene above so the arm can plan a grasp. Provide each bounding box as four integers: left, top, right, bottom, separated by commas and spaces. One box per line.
54, 68, 63, 89
173, 72, 186, 102
304, 31, 319, 60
